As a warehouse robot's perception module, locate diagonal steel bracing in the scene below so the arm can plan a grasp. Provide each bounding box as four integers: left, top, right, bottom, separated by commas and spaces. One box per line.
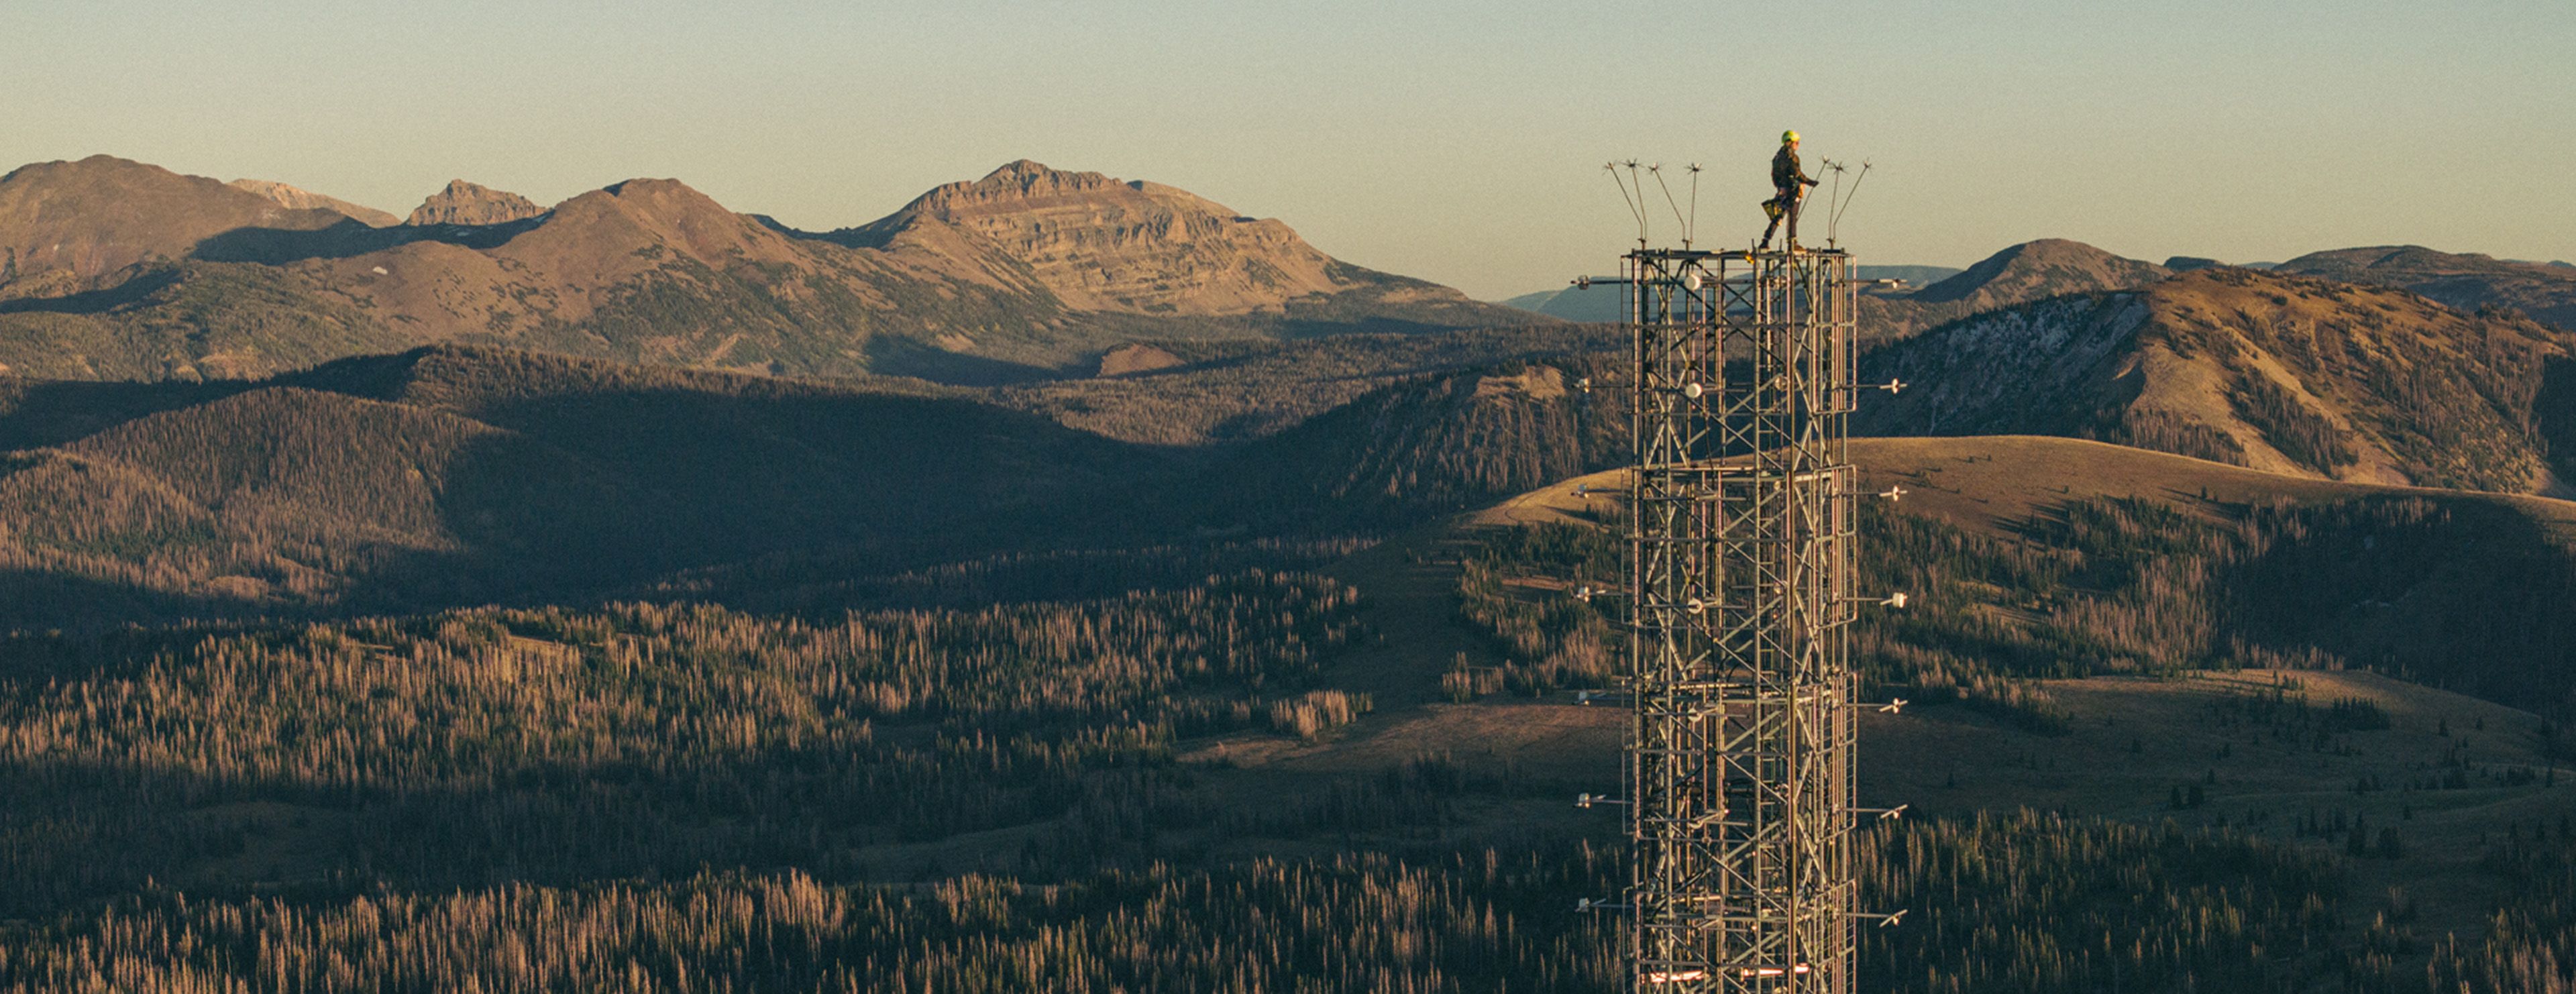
1623, 247, 1859, 993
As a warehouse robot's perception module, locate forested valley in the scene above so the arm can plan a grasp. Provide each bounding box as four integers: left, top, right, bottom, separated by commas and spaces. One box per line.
1, 284, 2572, 991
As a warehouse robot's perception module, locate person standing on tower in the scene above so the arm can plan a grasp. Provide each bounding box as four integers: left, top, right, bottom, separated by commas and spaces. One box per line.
1758, 129, 1820, 250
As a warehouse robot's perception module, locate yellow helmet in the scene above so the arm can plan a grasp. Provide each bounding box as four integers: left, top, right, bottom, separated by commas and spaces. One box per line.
1782, 129, 1801, 144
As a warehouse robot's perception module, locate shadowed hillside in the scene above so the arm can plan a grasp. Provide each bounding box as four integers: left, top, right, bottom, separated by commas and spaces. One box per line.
0, 346, 1167, 626
1218, 356, 1627, 529
0, 341, 1647, 628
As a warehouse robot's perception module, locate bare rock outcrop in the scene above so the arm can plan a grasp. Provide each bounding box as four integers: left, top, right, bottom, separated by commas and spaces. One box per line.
228, 178, 402, 227
407, 180, 547, 227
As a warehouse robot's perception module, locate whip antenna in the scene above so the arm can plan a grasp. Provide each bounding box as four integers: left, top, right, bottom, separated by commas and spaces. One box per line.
1606, 160, 1648, 245
1625, 160, 1648, 244
1831, 159, 1874, 237
1649, 164, 1690, 248
1821, 159, 1847, 247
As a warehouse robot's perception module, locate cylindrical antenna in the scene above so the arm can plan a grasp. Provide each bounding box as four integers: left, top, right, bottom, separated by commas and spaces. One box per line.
1686, 163, 1701, 247
1822, 159, 1842, 247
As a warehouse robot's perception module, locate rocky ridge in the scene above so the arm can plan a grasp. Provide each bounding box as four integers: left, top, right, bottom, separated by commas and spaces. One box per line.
406, 179, 548, 227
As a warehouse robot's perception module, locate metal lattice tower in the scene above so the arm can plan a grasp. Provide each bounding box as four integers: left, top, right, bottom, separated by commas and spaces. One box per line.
1621, 245, 1862, 992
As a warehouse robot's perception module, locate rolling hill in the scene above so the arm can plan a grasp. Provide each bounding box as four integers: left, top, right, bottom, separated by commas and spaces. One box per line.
1858, 266, 2576, 493
0, 156, 1542, 384
2275, 244, 2576, 333
0, 345, 1167, 625
1860, 238, 2171, 344
0, 156, 360, 301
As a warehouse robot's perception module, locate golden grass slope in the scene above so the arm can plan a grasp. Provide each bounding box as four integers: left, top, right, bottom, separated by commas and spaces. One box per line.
1495, 435, 2576, 538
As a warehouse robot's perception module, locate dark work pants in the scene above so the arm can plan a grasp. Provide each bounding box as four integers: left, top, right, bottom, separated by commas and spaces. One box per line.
1761, 188, 1803, 246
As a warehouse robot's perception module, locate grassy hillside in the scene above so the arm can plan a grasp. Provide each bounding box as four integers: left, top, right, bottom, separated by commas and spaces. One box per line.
1860, 267, 2576, 493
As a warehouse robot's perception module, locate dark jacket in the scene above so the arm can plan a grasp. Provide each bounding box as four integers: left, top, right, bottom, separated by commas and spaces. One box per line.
1772, 146, 1817, 193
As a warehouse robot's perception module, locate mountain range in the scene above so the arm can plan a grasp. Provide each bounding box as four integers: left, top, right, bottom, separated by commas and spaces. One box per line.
0, 156, 1536, 384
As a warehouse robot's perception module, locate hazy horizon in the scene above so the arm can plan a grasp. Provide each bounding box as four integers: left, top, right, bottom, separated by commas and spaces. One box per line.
5, 0, 2569, 300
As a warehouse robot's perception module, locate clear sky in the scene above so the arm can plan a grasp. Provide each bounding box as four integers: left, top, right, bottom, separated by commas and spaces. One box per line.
4, 0, 2570, 300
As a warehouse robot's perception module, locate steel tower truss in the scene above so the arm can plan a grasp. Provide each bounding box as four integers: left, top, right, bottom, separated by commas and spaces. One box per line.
1623, 247, 1859, 993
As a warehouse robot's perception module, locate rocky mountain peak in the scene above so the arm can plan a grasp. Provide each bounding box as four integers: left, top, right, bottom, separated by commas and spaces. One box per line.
407, 180, 547, 227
